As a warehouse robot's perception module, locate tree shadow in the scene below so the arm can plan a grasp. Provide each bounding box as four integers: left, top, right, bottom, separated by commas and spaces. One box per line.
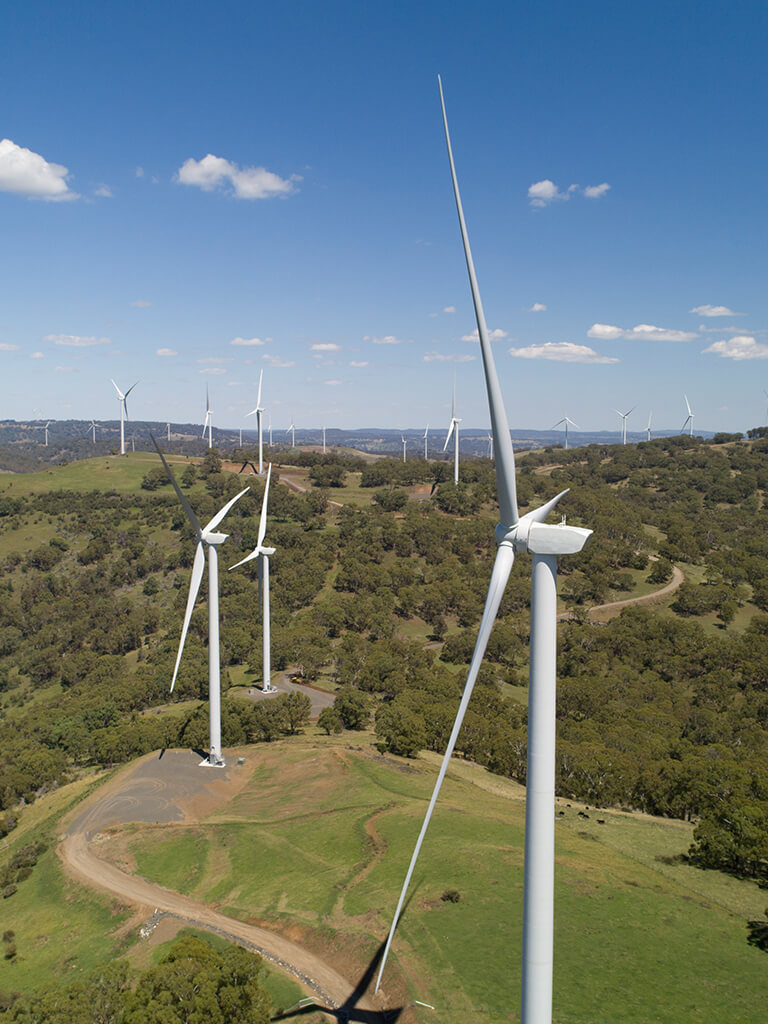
747, 919, 768, 951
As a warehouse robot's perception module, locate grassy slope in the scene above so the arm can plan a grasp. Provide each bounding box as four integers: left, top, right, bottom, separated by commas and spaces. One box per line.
108, 737, 768, 1024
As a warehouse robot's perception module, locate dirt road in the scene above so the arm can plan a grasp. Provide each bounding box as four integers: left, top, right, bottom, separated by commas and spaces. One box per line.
587, 565, 684, 621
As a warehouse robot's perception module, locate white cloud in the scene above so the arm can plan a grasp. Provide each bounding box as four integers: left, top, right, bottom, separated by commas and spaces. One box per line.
262, 354, 295, 367
93, 184, 112, 198
30, 351, 44, 359
443, 305, 456, 314
349, 360, 369, 367
528, 303, 547, 313
176, 153, 299, 200
461, 328, 508, 342
528, 180, 566, 207
368, 335, 413, 345
199, 367, 226, 375
156, 347, 177, 356
0, 139, 77, 200
704, 335, 768, 360
55, 365, 74, 373
0, 343, 19, 351
325, 379, 343, 386
584, 183, 611, 199
508, 342, 619, 364
311, 343, 341, 351
131, 299, 153, 308
135, 166, 144, 178
587, 322, 697, 342
423, 351, 476, 363
45, 334, 111, 347
689, 304, 743, 317
230, 336, 267, 347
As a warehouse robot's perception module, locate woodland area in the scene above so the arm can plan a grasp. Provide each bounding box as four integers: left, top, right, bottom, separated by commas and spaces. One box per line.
1, 436, 768, 895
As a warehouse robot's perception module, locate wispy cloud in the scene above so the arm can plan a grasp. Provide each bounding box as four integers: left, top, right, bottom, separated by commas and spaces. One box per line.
704, 335, 768, 360
423, 351, 476, 363
135, 166, 144, 178
230, 336, 268, 346
461, 328, 508, 342
528, 303, 547, 313
93, 184, 113, 198
156, 347, 177, 357
131, 299, 153, 308
263, 354, 295, 367
324, 379, 343, 386
0, 343, 19, 352
528, 179, 611, 207
311, 343, 341, 352
367, 335, 413, 345
349, 360, 368, 367
508, 342, 618, 364
0, 139, 77, 201
176, 153, 300, 200
587, 323, 697, 342
199, 367, 227, 375
690, 304, 744, 317
45, 334, 112, 347
55, 365, 74, 373
30, 351, 44, 359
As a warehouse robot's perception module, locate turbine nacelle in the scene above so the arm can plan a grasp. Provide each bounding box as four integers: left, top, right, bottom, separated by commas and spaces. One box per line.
494, 489, 591, 555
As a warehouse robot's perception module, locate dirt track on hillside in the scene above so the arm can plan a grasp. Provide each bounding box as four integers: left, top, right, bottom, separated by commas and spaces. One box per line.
58, 750, 389, 1021
587, 565, 684, 621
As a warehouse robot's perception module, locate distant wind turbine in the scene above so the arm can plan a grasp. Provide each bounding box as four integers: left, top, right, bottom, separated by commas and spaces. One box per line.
88, 420, 97, 443
375, 79, 593, 1024
322, 424, 327, 454
230, 464, 275, 693
286, 417, 295, 448
681, 394, 694, 436
401, 432, 407, 463
487, 432, 494, 459
614, 405, 634, 445
245, 370, 265, 473
44, 421, 52, 447
202, 387, 213, 449
551, 416, 579, 450
423, 424, 429, 460
152, 437, 249, 766
443, 378, 461, 483
646, 412, 652, 442
111, 379, 138, 456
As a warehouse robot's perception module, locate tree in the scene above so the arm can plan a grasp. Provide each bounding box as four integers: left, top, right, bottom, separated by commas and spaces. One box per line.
333, 687, 370, 730
375, 704, 426, 757
318, 707, 343, 735
281, 691, 311, 734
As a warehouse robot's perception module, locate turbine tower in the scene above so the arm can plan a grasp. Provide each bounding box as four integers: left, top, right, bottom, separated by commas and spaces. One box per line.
44, 421, 52, 447
322, 424, 327, 454
423, 424, 429, 460
245, 370, 265, 474
153, 438, 249, 766
375, 79, 592, 1024
614, 405, 634, 445
681, 394, 694, 436
166, 422, 171, 442
230, 464, 275, 693
443, 378, 461, 483
286, 418, 295, 448
401, 432, 407, 463
552, 416, 579, 450
646, 412, 652, 442
487, 432, 494, 459
202, 387, 213, 449
111, 379, 138, 456
88, 420, 97, 444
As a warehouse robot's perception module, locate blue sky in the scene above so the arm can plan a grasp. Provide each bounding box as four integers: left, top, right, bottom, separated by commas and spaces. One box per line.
2, 0, 768, 435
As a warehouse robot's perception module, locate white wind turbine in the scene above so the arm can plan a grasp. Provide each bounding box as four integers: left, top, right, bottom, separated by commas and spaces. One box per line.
230, 464, 275, 693
443, 378, 461, 483
375, 79, 593, 1024
487, 431, 494, 459
423, 424, 429, 460
646, 411, 652, 442
245, 370, 265, 473
286, 417, 295, 448
202, 387, 213, 449
322, 424, 327, 454
166, 422, 171, 443
614, 405, 634, 445
153, 438, 249, 766
552, 416, 579, 450
681, 394, 694, 436
401, 432, 407, 463
87, 420, 97, 444
111, 379, 138, 456
44, 421, 52, 447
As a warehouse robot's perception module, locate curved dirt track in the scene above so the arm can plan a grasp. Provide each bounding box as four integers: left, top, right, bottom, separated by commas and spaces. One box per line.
587, 564, 684, 620
58, 750, 386, 1020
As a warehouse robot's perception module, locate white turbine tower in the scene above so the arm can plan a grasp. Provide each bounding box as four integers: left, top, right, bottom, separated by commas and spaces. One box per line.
423, 424, 429, 460
111, 379, 138, 456
322, 424, 327, 454
552, 416, 579, 450
487, 432, 494, 459
230, 464, 275, 693
202, 387, 213, 449
443, 379, 461, 484
375, 79, 593, 1024
614, 405, 634, 445
245, 370, 265, 474
646, 411, 652, 442
44, 421, 52, 447
166, 422, 171, 443
401, 432, 407, 463
153, 438, 249, 766
286, 418, 295, 448
681, 394, 694, 436
88, 420, 97, 444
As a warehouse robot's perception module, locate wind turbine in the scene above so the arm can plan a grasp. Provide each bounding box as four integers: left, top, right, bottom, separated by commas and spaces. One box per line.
614, 405, 634, 445
322, 424, 327, 454
375, 79, 592, 1024
551, 416, 579, 450
286, 417, 295, 448
401, 432, 407, 463
423, 424, 429, 460
245, 370, 265, 473
202, 387, 213, 449
44, 421, 52, 447
443, 378, 461, 483
88, 420, 97, 443
681, 394, 694, 436
152, 437, 249, 766
487, 432, 494, 459
111, 379, 138, 456
646, 412, 652, 442
230, 464, 275, 693
166, 422, 171, 443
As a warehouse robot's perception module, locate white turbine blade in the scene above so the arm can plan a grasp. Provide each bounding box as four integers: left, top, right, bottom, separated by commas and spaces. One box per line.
525, 488, 569, 525
551, 418, 565, 430
151, 435, 203, 537
170, 541, 205, 692
256, 464, 272, 548
439, 77, 518, 527
256, 369, 263, 410
203, 486, 250, 535
124, 381, 139, 399
443, 419, 455, 451
684, 394, 692, 416
565, 417, 581, 429
229, 547, 262, 571
376, 541, 516, 993
424, 423, 429, 437
245, 407, 258, 418
624, 406, 636, 418
110, 378, 124, 400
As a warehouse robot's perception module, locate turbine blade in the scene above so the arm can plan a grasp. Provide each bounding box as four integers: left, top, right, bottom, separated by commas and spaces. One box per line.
376, 541, 516, 992
110, 379, 123, 399
525, 488, 569, 524
443, 420, 455, 450
256, 464, 272, 549
124, 381, 139, 398
151, 435, 203, 537
229, 547, 262, 571
684, 394, 692, 416
203, 486, 250, 535
170, 541, 205, 692
256, 369, 263, 409
439, 77, 518, 527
